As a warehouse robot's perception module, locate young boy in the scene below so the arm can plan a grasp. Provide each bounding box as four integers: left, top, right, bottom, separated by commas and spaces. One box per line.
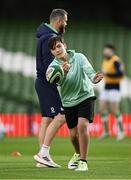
47, 36, 103, 171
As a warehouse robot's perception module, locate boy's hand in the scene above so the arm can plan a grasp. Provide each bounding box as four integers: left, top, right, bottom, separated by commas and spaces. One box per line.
93, 72, 103, 84
62, 62, 71, 73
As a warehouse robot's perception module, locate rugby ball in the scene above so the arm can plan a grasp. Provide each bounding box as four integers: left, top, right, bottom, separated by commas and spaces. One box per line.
46, 64, 64, 83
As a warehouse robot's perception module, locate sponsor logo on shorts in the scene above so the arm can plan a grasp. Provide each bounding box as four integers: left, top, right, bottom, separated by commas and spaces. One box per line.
51, 107, 55, 113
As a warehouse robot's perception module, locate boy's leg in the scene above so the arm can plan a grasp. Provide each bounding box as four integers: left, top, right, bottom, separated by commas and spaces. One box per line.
64, 106, 80, 153
75, 117, 89, 171
70, 127, 80, 154
75, 97, 96, 171
68, 127, 80, 169
78, 118, 89, 160
64, 106, 80, 169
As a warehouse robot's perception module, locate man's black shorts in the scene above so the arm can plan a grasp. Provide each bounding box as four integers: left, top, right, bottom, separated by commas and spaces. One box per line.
64, 97, 96, 129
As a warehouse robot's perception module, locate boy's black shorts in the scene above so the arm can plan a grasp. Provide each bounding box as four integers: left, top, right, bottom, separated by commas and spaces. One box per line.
64, 96, 96, 129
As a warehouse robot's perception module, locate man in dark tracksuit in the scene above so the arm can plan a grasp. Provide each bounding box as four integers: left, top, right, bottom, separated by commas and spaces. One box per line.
34, 9, 68, 167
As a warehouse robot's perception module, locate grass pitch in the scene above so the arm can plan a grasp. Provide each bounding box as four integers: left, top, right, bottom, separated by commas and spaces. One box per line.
0, 136, 131, 179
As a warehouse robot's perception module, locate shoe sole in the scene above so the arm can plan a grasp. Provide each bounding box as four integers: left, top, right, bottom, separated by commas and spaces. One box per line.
34, 155, 56, 168
68, 165, 77, 169
75, 169, 88, 171
53, 164, 61, 168
36, 163, 48, 168
75, 167, 88, 171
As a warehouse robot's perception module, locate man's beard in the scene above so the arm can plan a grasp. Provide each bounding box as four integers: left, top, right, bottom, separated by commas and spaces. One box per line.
59, 25, 65, 34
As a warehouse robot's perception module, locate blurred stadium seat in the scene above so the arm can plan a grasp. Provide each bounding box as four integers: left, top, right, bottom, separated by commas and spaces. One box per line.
0, 21, 131, 113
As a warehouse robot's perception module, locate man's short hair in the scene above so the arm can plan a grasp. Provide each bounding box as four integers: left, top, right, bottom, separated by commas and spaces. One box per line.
104, 44, 116, 51
50, 9, 68, 21
48, 35, 64, 50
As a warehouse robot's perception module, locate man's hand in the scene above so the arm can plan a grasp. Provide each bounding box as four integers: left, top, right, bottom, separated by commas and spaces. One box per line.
93, 72, 103, 84
62, 62, 71, 73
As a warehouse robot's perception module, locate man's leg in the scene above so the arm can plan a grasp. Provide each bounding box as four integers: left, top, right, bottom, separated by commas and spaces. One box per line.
43, 114, 65, 146
99, 100, 109, 138
40, 114, 65, 161
35, 79, 65, 167
35, 117, 53, 167
110, 102, 125, 140
35, 114, 65, 167
38, 117, 52, 147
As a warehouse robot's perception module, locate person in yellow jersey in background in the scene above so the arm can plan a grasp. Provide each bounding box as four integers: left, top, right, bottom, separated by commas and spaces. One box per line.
99, 44, 125, 141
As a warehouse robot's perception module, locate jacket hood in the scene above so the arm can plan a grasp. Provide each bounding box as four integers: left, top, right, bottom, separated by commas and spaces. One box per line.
36, 23, 58, 38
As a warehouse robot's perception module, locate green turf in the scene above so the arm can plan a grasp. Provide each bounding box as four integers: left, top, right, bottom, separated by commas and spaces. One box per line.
0, 136, 131, 179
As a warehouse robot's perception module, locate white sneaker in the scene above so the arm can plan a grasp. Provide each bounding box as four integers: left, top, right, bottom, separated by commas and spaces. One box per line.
68, 153, 80, 169
117, 132, 125, 141
34, 154, 61, 168
75, 160, 88, 171
49, 157, 61, 168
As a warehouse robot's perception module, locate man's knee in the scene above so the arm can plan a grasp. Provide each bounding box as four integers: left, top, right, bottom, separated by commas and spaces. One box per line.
41, 117, 52, 126
39, 117, 52, 135
54, 114, 65, 125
